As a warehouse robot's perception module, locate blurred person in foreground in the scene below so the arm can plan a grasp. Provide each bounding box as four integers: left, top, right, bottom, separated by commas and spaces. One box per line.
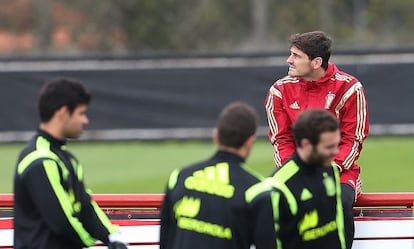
268, 108, 346, 249
264, 31, 369, 249
159, 101, 277, 249
13, 78, 128, 249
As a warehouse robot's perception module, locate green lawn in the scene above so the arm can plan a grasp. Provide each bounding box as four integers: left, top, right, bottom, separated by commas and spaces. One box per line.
1, 137, 413, 193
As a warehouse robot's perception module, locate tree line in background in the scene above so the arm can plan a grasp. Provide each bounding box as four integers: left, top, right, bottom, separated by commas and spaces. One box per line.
1, 0, 414, 54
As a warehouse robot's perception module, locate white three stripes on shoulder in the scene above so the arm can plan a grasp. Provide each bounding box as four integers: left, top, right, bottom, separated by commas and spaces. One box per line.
269, 86, 282, 99
265, 88, 282, 167
335, 82, 368, 169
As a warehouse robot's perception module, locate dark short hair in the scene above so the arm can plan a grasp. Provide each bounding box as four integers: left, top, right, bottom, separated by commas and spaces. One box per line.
216, 101, 259, 149
38, 78, 91, 122
292, 109, 339, 147
289, 31, 332, 70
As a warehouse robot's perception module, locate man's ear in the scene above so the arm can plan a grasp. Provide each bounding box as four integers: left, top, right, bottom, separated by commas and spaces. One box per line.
245, 135, 256, 148
312, 57, 323, 69
212, 128, 219, 145
55, 106, 69, 120
298, 138, 311, 148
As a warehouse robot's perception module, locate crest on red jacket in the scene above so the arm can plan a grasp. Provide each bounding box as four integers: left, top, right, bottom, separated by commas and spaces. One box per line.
325, 92, 336, 109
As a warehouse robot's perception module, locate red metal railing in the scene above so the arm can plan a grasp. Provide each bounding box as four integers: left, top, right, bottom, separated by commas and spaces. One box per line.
1, 193, 414, 208
2, 193, 413, 249
355, 192, 414, 207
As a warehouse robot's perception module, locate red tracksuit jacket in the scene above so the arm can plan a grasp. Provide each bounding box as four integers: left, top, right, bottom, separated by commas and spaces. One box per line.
264, 63, 369, 191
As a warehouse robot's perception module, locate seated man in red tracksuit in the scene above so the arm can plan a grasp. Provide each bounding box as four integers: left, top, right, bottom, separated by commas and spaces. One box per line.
264, 31, 369, 249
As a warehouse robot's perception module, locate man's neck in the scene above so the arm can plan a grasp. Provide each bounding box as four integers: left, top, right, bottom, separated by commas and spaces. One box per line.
303, 68, 326, 81
217, 145, 247, 160
39, 122, 64, 140
296, 148, 310, 164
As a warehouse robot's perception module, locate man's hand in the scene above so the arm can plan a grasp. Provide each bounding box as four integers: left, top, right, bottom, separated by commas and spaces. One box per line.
108, 241, 128, 249
108, 233, 128, 249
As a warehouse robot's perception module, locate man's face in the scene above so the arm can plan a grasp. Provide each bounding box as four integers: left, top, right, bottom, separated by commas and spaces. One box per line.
62, 104, 89, 139
286, 46, 314, 79
307, 130, 340, 167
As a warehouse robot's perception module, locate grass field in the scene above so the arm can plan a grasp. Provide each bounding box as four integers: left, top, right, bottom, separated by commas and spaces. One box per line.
1, 136, 414, 193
